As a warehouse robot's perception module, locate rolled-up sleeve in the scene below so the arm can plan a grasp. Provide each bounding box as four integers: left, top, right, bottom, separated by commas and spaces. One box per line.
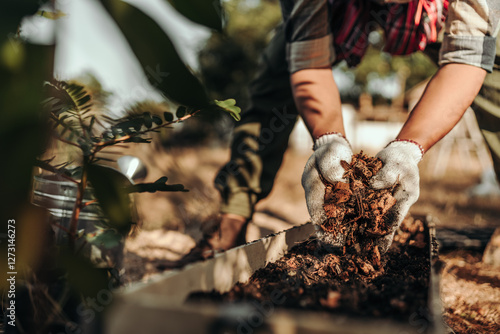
280, 0, 335, 73
439, 0, 500, 72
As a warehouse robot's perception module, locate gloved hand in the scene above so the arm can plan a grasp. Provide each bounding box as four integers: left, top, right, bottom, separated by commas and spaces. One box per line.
370, 139, 424, 253
302, 132, 353, 246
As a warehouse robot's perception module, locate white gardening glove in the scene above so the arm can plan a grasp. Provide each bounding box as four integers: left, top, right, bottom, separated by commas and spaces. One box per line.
302, 133, 353, 246
370, 140, 424, 253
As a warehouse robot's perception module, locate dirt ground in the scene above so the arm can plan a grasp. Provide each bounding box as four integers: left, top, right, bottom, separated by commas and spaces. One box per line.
441, 250, 500, 333
120, 137, 500, 333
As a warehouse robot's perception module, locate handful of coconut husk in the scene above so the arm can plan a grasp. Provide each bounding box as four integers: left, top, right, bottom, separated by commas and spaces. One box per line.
317, 152, 399, 278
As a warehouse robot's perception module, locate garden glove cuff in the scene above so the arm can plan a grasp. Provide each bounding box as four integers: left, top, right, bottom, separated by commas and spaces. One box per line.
370, 140, 424, 253
302, 133, 353, 246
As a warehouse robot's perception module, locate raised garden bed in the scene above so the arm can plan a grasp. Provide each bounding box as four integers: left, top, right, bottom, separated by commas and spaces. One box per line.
189, 217, 431, 319
105, 216, 444, 334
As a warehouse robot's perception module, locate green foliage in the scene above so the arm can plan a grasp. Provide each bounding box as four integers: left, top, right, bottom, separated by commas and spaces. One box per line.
86, 229, 123, 249
198, 0, 282, 109
34, 158, 82, 179
351, 46, 437, 92
41, 75, 241, 251
127, 176, 188, 193
44, 80, 94, 145
176, 105, 187, 118
214, 98, 241, 121
42, 77, 218, 239
44, 79, 240, 157
392, 52, 438, 90
163, 111, 174, 122
224, 0, 282, 58
87, 164, 132, 233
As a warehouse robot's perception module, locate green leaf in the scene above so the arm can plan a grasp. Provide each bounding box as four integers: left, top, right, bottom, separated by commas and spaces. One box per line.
37, 10, 66, 20
113, 120, 135, 134
77, 94, 91, 106
130, 117, 144, 131
102, 0, 210, 108
176, 105, 187, 118
127, 176, 188, 193
103, 131, 114, 139
152, 115, 162, 125
127, 136, 151, 143
167, 0, 223, 32
44, 80, 94, 137
68, 166, 83, 179
87, 164, 133, 233
155, 176, 168, 184
86, 229, 123, 249
163, 111, 174, 122
111, 127, 123, 137
143, 112, 152, 128
214, 99, 241, 121
94, 157, 116, 163
88, 115, 96, 132
77, 138, 92, 156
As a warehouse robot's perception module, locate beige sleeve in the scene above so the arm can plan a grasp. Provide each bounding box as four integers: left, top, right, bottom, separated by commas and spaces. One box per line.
439, 0, 500, 72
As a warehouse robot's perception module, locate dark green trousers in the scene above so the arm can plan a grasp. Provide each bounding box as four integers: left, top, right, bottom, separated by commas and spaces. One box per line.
214, 26, 298, 219
215, 28, 500, 219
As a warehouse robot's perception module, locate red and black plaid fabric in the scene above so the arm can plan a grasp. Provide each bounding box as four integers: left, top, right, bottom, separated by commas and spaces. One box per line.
330, 0, 448, 66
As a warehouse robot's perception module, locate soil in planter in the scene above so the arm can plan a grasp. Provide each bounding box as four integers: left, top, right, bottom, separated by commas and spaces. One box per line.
189, 153, 430, 319
189, 217, 429, 319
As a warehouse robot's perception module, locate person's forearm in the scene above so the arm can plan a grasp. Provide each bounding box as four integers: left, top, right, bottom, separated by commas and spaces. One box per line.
398, 63, 487, 151
290, 68, 345, 139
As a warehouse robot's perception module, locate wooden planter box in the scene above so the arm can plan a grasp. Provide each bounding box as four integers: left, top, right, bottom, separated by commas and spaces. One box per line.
105, 217, 445, 334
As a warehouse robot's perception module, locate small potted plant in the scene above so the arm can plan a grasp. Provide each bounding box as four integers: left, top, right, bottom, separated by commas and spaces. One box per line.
32, 78, 240, 271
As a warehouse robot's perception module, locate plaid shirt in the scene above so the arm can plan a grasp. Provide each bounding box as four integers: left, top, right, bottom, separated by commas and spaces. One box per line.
281, 0, 500, 73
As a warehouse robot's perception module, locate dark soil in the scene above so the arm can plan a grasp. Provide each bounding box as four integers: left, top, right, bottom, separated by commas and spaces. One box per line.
189, 153, 431, 320
189, 217, 430, 319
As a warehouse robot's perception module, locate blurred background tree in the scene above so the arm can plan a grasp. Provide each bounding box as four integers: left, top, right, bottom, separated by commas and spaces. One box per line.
197, 3, 437, 112
170, 0, 282, 147
199, 0, 281, 110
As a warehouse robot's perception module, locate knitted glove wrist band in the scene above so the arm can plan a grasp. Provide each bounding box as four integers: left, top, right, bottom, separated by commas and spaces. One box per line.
387, 139, 425, 156
313, 132, 350, 151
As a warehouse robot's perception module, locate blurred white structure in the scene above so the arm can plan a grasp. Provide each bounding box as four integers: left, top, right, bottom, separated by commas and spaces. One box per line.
288, 117, 313, 154
22, 0, 211, 111
117, 156, 148, 181
426, 108, 493, 178
468, 168, 500, 198
289, 104, 403, 155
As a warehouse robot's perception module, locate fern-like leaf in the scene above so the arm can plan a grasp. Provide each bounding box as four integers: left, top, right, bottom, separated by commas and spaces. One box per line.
44, 80, 94, 141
